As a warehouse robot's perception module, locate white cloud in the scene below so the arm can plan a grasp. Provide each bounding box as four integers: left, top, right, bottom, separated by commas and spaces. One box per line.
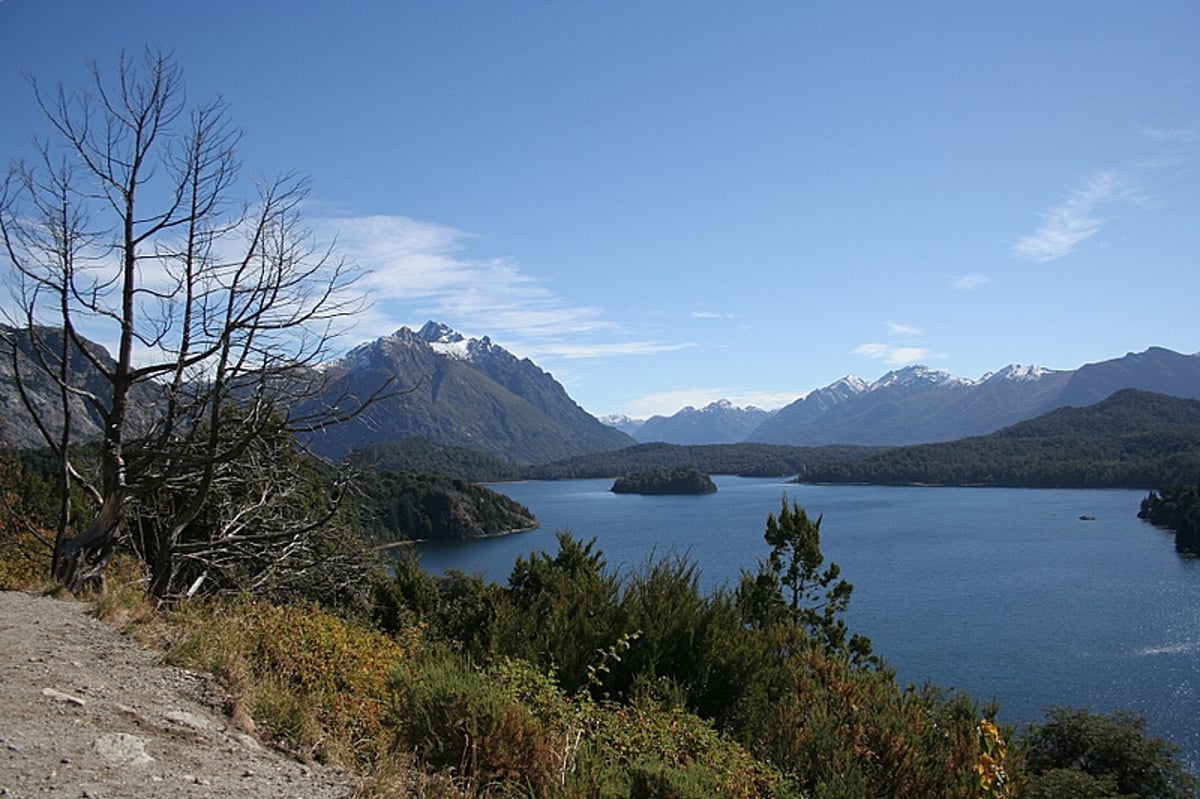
528, 340, 696, 359
854, 342, 930, 365
885, 321, 922, 336
690, 310, 734, 319
1012, 171, 1124, 262
950, 273, 990, 291
316, 213, 686, 361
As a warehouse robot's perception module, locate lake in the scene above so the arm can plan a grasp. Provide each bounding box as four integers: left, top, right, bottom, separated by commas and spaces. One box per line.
415, 477, 1200, 770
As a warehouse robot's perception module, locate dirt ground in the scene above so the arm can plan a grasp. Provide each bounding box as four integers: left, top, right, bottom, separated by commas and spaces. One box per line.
0, 590, 359, 799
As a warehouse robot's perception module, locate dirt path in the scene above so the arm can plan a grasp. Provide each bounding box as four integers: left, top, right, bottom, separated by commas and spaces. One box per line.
0, 590, 358, 799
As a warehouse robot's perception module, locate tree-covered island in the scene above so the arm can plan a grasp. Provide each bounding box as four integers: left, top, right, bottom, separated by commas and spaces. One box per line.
611, 467, 718, 495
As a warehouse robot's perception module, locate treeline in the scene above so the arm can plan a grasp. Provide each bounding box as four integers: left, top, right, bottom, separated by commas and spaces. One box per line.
522, 441, 881, 480
1139, 485, 1200, 554
348, 437, 523, 482
611, 467, 717, 495
355, 470, 536, 544
800, 389, 1200, 488
342, 439, 883, 483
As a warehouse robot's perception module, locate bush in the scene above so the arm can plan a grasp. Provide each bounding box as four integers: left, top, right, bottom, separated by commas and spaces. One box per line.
167, 598, 413, 766
1020, 707, 1198, 799
390, 653, 571, 795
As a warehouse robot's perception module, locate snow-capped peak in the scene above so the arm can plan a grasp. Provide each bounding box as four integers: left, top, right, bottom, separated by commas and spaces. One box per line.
980, 364, 1052, 383
417, 320, 472, 360
832, 375, 870, 395
869, 365, 973, 391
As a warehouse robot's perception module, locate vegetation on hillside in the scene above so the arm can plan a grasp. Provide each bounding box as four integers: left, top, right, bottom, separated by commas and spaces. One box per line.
523, 441, 883, 480
355, 470, 537, 544
799, 390, 1200, 488
1138, 484, 1200, 554
349, 437, 523, 482
611, 467, 717, 495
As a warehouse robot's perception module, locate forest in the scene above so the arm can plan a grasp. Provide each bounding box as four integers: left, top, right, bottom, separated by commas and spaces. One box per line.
1139, 484, 1200, 554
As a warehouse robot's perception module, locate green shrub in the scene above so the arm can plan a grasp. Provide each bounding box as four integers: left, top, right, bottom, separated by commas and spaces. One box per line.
167, 598, 412, 766
390, 652, 576, 795
1020, 707, 1198, 799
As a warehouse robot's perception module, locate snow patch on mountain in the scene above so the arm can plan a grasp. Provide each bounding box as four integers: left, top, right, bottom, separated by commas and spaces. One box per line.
869, 365, 974, 391
979, 364, 1053, 383
418, 321, 472, 360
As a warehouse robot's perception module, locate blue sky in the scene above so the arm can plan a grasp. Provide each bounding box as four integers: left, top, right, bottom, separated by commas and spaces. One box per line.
2, 1, 1197, 418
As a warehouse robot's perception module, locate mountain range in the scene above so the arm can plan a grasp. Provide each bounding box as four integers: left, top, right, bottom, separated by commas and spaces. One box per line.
4, 319, 1198, 466
617, 400, 775, 445
618, 347, 1200, 448
745, 347, 1200, 446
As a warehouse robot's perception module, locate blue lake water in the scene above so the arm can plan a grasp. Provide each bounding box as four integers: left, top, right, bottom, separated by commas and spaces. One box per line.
415, 477, 1200, 769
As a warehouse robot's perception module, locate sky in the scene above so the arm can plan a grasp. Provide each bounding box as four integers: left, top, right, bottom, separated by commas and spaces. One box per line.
1, 1, 1197, 419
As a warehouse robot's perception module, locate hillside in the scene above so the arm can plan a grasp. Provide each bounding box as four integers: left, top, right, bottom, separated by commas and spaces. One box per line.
291, 322, 635, 463
357, 470, 537, 543
798, 389, 1200, 488
523, 441, 881, 480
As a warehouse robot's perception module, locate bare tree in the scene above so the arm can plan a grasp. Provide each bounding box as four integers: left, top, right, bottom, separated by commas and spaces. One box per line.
1, 50, 385, 599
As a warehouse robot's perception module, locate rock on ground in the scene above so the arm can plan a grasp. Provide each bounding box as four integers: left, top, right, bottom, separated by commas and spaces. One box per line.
0, 590, 357, 799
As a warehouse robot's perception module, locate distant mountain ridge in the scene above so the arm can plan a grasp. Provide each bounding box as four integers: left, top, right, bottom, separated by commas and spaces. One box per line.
745, 347, 1200, 447
632, 400, 774, 445
797, 389, 1200, 488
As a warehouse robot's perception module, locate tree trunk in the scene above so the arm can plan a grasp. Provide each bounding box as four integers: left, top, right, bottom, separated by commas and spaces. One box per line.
55, 495, 121, 594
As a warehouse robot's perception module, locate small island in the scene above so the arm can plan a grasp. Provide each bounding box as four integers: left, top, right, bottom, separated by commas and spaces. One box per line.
611, 467, 718, 495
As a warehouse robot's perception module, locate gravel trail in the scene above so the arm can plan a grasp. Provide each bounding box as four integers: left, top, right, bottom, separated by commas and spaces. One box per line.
0, 590, 358, 798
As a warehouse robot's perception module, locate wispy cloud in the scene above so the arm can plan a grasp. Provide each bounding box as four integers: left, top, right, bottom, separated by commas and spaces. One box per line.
690, 310, 734, 319
529, 340, 695, 359
855, 319, 932, 365
316, 213, 684, 360
950, 273, 990, 291
854, 343, 930, 365
1012, 171, 1126, 262
1138, 125, 1199, 145
885, 321, 922, 336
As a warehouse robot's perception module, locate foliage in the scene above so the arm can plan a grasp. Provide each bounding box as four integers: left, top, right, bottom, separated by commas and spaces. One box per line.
799, 389, 1200, 488
610, 467, 717, 495
0, 448, 55, 590
376, 502, 1014, 797
390, 652, 573, 795
166, 598, 413, 767
390, 649, 787, 799
1139, 484, 1200, 554
497, 533, 626, 694
373, 552, 500, 661
524, 441, 883, 480
739, 499, 874, 664
349, 437, 523, 483
356, 469, 536, 544
739, 641, 992, 798
1019, 707, 1199, 799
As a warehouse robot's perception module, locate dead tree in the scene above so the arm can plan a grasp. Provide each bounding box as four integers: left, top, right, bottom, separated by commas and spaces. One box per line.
1, 50, 385, 599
